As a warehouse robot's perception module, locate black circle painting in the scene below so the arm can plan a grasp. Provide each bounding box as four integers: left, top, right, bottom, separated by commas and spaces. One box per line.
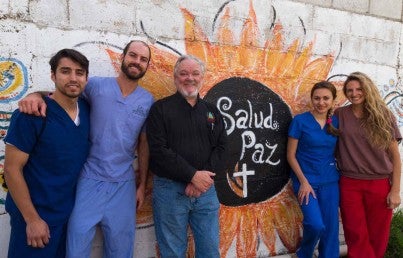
205, 77, 292, 206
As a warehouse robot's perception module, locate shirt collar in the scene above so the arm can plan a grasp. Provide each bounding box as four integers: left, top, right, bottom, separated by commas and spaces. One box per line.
174, 91, 201, 107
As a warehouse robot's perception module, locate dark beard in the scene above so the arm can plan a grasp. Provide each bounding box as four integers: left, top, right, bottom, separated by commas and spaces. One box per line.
121, 62, 147, 81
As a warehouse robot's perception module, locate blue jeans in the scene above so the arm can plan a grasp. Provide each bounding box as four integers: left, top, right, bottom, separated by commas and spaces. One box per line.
152, 176, 220, 258
293, 180, 340, 258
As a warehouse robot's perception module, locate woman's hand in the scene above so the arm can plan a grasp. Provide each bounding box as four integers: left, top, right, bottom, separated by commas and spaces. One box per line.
387, 190, 401, 209
298, 181, 316, 205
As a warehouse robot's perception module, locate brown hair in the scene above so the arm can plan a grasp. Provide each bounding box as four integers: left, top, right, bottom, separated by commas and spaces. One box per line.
49, 48, 89, 78
311, 81, 339, 136
122, 40, 151, 64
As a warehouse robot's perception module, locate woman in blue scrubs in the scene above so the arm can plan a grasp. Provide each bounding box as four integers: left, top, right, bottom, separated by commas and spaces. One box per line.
287, 81, 340, 258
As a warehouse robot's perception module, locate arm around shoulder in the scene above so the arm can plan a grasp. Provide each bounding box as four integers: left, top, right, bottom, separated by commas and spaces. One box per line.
18, 91, 49, 117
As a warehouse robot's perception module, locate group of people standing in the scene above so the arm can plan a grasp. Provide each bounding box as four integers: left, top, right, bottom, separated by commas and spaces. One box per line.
4, 41, 227, 258
288, 73, 401, 258
2, 39, 401, 258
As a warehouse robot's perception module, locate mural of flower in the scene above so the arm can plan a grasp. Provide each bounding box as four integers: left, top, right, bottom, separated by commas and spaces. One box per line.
103, 0, 344, 256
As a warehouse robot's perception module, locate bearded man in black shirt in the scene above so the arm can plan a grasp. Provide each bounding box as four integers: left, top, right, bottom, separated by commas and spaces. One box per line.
147, 55, 227, 258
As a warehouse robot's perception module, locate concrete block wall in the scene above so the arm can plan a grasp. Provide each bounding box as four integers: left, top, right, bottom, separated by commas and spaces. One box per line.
297, 0, 403, 20
0, 0, 402, 257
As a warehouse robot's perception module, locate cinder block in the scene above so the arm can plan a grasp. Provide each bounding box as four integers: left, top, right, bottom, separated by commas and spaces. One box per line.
137, 7, 184, 40
371, 41, 399, 66
294, 0, 332, 7
330, 58, 377, 82
273, 0, 314, 30
350, 14, 401, 42
373, 65, 400, 91
370, 0, 402, 20
136, 0, 203, 41
30, 55, 54, 92
339, 35, 397, 66
69, 0, 137, 34
30, 27, 92, 57
29, 0, 68, 26
313, 7, 352, 35
0, 0, 9, 16
9, 0, 28, 17
268, 1, 315, 47
308, 31, 339, 56
333, 0, 369, 13
0, 19, 31, 58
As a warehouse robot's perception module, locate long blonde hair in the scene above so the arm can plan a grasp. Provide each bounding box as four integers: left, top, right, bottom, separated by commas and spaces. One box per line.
343, 72, 395, 149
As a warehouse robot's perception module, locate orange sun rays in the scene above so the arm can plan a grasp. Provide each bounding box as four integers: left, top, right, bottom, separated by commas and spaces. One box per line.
219, 183, 302, 256
179, 3, 329, 255
181, 3, 336, 115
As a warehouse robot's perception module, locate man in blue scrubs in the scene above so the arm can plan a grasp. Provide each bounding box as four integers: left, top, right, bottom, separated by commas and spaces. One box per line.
4, 49, 90, 258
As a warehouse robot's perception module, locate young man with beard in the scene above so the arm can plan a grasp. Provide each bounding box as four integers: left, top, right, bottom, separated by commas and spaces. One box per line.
147, 55, 227, 257
4, 49, 90, 258
18, 40, 154, 258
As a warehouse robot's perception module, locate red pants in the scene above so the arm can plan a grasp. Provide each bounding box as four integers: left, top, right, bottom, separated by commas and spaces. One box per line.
340, 176, 392, 258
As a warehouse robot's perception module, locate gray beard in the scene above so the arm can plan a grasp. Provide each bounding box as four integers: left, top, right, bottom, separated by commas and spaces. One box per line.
179, 88, 199, 98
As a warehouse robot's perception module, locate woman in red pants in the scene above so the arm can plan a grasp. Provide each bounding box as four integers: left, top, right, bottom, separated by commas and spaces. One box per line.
335, 72, 401, 258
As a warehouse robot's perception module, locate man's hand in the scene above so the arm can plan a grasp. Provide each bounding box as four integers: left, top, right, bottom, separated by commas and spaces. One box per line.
4, 144, 49, 248
185, 183, 202, 197
191, 170, 215, 193
18, 92, 47, 117
136, 183, 146, 209
136, 133, 149, 209
26, 217, 50, 248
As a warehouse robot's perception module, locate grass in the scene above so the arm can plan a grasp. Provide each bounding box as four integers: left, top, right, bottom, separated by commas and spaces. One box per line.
385, 209, 403, 258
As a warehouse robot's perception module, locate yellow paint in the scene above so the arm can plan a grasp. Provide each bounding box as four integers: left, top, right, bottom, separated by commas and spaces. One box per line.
0, 62, 24, 99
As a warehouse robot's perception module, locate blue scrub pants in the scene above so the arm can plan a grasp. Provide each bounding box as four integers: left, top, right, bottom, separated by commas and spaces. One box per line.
293, 181, 339, 258
66, 177, 136, 258
8, 212, 67, 258
152, 176, 220, 258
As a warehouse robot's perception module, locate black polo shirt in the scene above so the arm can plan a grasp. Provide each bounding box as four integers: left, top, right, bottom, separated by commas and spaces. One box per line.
147, 92, 227, 183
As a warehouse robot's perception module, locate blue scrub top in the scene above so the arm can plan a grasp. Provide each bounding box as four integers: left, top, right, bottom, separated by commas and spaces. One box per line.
5, 97, 90, 225
80, 77, 154, 182
288, 112, 339, 185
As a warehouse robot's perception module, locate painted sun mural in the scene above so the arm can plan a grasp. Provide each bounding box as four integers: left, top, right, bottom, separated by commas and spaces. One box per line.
102, 1, 344, 256
0, 0, 401, 257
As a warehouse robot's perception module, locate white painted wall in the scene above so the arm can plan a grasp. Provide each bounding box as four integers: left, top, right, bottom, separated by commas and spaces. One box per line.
0, 0, 402, 257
